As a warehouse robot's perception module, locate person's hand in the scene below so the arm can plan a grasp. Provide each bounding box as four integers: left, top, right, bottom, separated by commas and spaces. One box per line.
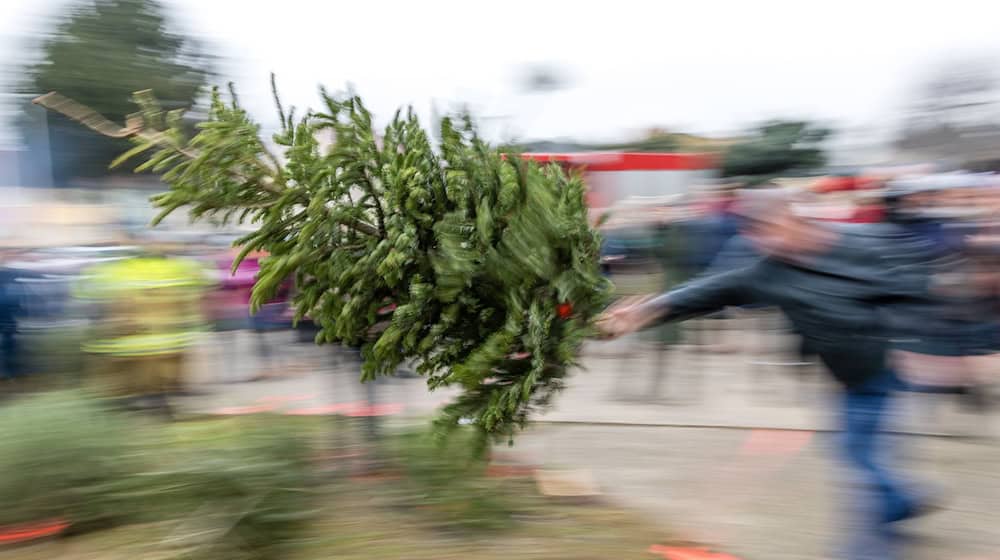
594, 295, 662, 339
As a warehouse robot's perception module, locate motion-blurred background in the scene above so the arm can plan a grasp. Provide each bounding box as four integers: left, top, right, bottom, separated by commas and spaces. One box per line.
1, 2, 1000, 559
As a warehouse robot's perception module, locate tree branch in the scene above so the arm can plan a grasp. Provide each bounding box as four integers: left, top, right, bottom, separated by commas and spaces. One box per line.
270, 73, 287, 131
347, 218, 379, 237
363, 170, 387, 237
238, 200, 280, 209
35, 90, 377, 239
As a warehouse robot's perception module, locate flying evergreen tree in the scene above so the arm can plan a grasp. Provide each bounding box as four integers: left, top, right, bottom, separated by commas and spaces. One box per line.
37, 78, 611, 444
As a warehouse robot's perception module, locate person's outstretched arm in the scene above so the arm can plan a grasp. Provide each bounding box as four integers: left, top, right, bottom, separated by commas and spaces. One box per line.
703, 234, 762, 276
597, 265, 757, 338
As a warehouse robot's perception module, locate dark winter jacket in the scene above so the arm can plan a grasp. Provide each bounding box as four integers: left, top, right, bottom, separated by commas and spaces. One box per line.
642, 223, 943, 388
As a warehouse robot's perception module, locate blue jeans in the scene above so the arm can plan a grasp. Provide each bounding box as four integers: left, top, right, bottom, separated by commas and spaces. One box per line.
839, 370, 920, 560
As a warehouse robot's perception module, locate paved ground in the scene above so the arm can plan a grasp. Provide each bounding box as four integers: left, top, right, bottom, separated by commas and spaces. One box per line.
183, 324, 998, 437
510, 424, 1000, 560
173, 326, 1000, 559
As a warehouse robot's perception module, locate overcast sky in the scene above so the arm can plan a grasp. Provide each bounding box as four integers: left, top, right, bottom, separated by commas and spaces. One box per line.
3, 0, 1000, 147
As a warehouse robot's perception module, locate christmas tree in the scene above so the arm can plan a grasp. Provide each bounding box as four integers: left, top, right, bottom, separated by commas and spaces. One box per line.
35, 78, 611, 443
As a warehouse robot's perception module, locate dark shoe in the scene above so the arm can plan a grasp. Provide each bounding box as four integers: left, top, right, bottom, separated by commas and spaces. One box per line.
908, 499, 945, 520
889, 497, 945, 523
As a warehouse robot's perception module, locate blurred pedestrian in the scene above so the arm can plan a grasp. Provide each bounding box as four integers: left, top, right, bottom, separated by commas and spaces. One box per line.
0, 256, 24, 382
647, 201, 694, 399
597, 189, 942, 560
208, 250, 295, 382
684, 183, 742, 275
249, 273, 293, 381
885, 174, 998, 413
669, 187, 740, 355
208, 249, 256, 382
76, 249, 211, 407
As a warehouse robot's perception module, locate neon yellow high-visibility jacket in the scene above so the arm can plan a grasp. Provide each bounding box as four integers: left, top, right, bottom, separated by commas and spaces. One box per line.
76, 256, 214, 357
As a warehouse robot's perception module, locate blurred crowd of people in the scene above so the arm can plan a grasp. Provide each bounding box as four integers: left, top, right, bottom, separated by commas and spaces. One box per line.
0, 169, 998, 408
0, 168, 997, 558
0, 234, 301, 404
597, 171, 1000, 559
598, 170, 1000, 398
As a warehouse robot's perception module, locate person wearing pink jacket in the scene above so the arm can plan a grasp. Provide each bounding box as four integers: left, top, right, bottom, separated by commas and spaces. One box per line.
208, 250, 292, 382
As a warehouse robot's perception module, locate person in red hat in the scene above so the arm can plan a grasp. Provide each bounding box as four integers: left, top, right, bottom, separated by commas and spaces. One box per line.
851, 177, 887, 224
811, 175, 886, 224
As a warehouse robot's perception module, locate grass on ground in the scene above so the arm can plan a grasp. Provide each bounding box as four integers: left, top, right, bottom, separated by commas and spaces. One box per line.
0, 414, 674, 560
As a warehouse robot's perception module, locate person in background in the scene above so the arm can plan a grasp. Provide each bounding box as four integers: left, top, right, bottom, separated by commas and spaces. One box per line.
674, 183, 744, 354
646, 200, 695, 399
249, 272, 293, 381
962, 230, 1000, 398
683, 182, 742, 275
208, 250, 294, 382
597, 189, 943, 560
208, 249, 257, 383
808, 174, 886, 224
76, 246, 211, 408
0, 252, 25, 383
599, 231, 627, 278
884, 174, 997, 412
850, 177, 888, 224
884, 174, 967, 254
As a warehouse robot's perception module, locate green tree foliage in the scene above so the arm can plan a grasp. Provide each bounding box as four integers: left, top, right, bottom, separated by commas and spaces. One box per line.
0, 392, 314, 556
103, 79, 610, 443
607, 134, 679, 153
391, 427, 514, 530
512, 134, 679, 153
721, 120, 831, 179
0, 391, 140, 529
19, 0, 210, 183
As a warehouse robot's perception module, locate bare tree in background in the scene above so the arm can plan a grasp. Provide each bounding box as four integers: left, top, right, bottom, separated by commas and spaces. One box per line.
895, 57, 1000, 165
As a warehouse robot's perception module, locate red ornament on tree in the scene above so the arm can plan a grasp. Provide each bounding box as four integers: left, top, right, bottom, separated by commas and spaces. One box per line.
557, 302, 573, 319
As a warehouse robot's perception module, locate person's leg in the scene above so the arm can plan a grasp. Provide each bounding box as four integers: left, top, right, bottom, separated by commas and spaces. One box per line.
167, 352, 186, 395
255, 327, 271, 362
843, 390, 916, 521
0, 332, 15, 380
647, 341, 670, 400
225, 328, 239, 383
839, 372, 919, 559
251, 312, 275, 380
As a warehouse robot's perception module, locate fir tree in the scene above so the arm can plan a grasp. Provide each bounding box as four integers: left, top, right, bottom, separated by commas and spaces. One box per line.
34, 78, 611, 444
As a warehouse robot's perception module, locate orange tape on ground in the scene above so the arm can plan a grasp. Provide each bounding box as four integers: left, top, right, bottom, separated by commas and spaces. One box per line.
740, 429, 814, 457
0, 519, 70, 544
285, 402, 404, 416
256, 394, 314, 404
344, 403, 404, 417
648, 545, 742, 560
